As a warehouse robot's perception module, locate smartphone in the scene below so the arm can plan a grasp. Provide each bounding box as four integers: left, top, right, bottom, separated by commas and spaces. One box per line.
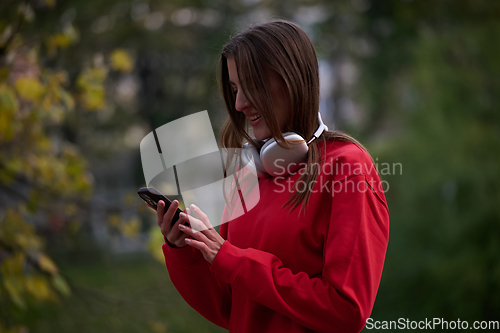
138, 187, 183, 226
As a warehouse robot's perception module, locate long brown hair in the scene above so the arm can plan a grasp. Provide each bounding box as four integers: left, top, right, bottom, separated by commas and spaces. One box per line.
219, 20, 369, 212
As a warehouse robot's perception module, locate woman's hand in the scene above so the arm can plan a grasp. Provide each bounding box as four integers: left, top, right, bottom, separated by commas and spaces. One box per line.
155, 200, 191, 248
177, 204, 225, 264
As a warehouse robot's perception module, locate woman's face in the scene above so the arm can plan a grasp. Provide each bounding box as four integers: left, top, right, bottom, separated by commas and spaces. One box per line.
227, 57, 290, 141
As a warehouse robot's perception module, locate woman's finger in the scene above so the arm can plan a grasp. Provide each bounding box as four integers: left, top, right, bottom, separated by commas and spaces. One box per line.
157, 200, 165, 227
189, 204, 213, 229
168, 212, 191, 246
179, 222, 210, 243
184, 238, 210, 253
186, 214, 209, 233
182, 226, 223, 263
160, 200, 179, 235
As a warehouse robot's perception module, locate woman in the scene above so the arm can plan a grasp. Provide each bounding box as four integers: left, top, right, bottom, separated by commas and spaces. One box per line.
155, 20, 389, 333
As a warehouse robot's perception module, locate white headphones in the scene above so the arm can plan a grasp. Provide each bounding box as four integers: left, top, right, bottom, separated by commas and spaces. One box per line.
241, 112, 328, 178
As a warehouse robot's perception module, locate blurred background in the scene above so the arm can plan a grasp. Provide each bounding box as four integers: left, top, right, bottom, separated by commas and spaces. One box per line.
1, 0, 499, 332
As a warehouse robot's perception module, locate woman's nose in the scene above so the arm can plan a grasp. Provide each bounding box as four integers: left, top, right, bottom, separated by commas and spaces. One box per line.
235, 90, 251, 112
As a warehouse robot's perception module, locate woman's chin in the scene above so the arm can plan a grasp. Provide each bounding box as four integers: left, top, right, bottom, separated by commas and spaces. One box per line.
254, 132, 272, 141
252, 126, 272, 141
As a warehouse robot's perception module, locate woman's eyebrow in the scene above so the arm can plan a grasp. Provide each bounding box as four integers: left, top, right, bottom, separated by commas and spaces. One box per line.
229, 80, 237, 85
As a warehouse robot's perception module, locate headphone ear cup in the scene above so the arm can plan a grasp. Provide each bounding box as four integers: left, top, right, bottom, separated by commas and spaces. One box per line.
260, 132, 309, 177
241, 143, 270, 178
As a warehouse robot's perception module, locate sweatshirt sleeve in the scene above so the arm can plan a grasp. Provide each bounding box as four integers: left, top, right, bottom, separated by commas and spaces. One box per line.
209, 173, 389, 333
162, 221, 232, 329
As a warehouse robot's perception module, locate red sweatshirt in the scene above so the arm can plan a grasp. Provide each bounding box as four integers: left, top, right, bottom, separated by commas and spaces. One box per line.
162, 139, 390, 333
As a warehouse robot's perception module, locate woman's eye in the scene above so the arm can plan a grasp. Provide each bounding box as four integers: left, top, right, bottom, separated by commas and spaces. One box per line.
232, 90, 238, 95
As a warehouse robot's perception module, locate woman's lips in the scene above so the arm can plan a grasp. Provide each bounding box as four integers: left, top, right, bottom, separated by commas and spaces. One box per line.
248, 115, 262, 126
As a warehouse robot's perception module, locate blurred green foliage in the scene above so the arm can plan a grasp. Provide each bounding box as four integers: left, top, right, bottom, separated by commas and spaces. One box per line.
1, 0, 499, 332
357, 2, 500, 330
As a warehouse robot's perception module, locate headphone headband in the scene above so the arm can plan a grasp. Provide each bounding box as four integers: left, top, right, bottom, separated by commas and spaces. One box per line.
307, 112, 329, 145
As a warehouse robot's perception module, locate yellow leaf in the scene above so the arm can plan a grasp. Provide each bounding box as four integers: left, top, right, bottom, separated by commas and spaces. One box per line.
0, 252, 25, 276
0, 83, 19, 113
148, 227, 166, 263
60, 89, 75, 110
81, 87, 105, 110
19, 3, 35, 22
110, 49, 134, 72
108, 214, 121, 228
38, 254, 58, 274
44, 0, 56, 8
4, 277, 25, 308
25, 276, 53, 300
52, 274, 71, 297
63, 24, 79, 43
46, 33, 72, 55
149, 321, 167, 333
14, 234, 32, 249
76, 67, 107, 110
54, 34, 70, 48
46, 104, 65, 123
15, 76, 45, 102
5, 157, 23, 174
76, 67, 106, 87
0, 112, 15, 141
121, 218, 141, 238
0, 67, 9, 81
